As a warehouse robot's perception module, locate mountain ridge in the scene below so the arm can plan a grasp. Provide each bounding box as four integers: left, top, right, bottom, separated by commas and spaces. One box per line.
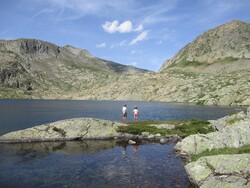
160, 20, 250, 73
0, 38, 150, 74
0, 20, 249, 105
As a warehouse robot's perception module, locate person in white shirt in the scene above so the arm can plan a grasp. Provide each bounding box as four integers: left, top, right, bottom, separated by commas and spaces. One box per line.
133, 107, 138, 121
122, 104, 127, 122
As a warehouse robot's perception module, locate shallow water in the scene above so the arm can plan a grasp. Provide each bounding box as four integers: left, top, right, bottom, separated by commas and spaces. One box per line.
0, 141, 191, 188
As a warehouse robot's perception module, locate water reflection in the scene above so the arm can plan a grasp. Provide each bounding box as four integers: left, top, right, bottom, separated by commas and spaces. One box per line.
121, 144, 139, 159
0, 141, 191, 187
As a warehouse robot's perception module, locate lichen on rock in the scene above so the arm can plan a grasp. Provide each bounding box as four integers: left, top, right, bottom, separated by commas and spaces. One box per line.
0, 118, 125, 142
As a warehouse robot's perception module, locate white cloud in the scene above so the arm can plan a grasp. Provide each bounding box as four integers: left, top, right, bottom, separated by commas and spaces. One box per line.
28, 8, 54, 21
134, 24, 143, 32
96, 43, 106, 48
102, 20, 143, 33
102, 21, 119, 33
129, 31, 148, 45
119, 21, 133, 33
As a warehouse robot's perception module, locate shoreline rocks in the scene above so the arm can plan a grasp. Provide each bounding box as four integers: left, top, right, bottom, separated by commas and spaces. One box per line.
0, 118, 123, 143
0, 118, 181, 144
185, 154, 250, 187
175, 107, 250, 187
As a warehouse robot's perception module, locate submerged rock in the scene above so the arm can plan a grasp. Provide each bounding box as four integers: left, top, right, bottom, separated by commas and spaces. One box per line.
0, 118, 125, 143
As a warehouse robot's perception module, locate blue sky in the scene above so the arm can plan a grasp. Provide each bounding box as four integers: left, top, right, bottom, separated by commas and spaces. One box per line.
0, 0, 250, 71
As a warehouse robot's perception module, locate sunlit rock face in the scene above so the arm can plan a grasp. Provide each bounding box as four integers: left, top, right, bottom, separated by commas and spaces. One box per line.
0, 118, 124, 142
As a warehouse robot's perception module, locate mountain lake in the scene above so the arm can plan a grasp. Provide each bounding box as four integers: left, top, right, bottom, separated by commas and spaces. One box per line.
0, 99, 246, 187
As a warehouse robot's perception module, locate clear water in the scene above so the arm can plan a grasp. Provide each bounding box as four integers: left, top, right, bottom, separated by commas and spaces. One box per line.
0, 141, 190, 188
0, 99, 245, 135
0, 99, 246, 188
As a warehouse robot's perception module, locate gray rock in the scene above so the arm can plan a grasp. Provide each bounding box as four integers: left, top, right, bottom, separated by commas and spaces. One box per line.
185, 154, 250, 188
209, 110, 247, 131
247, 106, 250, 119
160, 138, 167, 144
0, 118, 125, 142
141, 132, 150, 137
128, 140, 136, 145
176, 109, 250, 187
147, 134, 155, 139
175, 121, 250, 155
154, 133, 162, 137
175, 109, 250, 155
201, 175, 249, 188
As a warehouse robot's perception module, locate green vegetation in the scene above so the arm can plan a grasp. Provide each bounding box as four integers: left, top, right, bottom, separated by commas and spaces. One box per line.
246, 44, 250, 50
117, 119, 215, 138
215, 56, 239, 64
227, 118, 243, 126
196, 100, 205, 105
179, 60, 204, 67
191, 145, 250, 161
117, 120, 166, 135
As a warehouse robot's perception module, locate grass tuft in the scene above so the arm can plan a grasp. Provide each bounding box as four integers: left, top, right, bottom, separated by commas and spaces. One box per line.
117, 119, 215, 138
191, 145, 250, 161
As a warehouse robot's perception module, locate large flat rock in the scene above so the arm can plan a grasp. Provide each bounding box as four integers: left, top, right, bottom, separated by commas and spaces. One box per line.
0, 118, 125, 142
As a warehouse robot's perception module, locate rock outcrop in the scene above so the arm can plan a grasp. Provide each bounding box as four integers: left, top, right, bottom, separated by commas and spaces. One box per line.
185, 154, 250, 187
175, 107, 250, 187
0, 118, 125, 142
0, 118, 180, 143
175, 107, 250, 155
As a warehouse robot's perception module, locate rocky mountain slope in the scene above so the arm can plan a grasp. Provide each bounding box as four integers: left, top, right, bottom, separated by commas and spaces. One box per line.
0, 38, 149, 98
0, 20, 250, 105
74, 20, 250, 105
160, 20, 250, 73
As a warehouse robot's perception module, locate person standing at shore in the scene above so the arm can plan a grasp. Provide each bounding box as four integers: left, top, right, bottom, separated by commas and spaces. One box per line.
122, 104, 127, 123
133, 107, 139, 121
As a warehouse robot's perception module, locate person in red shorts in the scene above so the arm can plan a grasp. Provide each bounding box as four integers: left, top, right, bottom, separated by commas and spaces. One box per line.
133, 107, 138, 121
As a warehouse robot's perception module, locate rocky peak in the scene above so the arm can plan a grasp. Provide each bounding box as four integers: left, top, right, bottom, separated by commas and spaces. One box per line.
63, 45, 93, 58
0, 38, 60, 59
160, 20, 250, 72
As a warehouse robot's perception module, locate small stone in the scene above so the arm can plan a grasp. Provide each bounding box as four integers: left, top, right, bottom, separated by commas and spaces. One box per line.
155, 133, 161, 137
128, 140, 136, 145
160, 138, 167, 144
147, 135, 155, 139
141, 132, 150, 137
